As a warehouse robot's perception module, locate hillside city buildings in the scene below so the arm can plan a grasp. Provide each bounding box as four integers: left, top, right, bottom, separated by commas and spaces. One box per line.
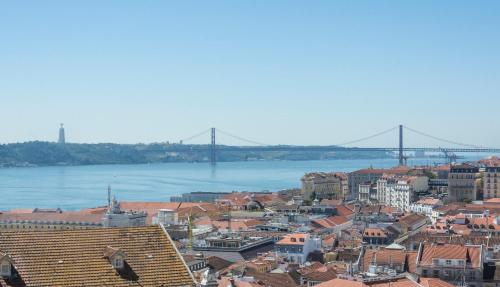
4, 156, 500, 286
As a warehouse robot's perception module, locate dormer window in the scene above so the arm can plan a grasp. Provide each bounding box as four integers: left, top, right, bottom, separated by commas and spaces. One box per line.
0, 252, 14, 278
1, 262, 10, 277
114, 256, 124, 269
103, 246, 127, 271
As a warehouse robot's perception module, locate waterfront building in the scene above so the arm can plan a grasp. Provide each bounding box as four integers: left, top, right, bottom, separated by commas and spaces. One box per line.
274, 233, 321, 264
101, 192, 148, 227
0, 189, 147, 231
301, 172, 347, 201
447, 163, 481, 203
0, 225, 194, 286
0, 209, 103, 231
483, 166, 500, 200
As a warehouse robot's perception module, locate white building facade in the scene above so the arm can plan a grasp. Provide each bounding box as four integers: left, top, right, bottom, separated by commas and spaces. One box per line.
377, 176, 428, 212
275, 233, 321, 264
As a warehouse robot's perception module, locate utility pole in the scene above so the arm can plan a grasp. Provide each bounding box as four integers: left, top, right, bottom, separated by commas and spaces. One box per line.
210, 127, 216, 165
399, 125, 404, 166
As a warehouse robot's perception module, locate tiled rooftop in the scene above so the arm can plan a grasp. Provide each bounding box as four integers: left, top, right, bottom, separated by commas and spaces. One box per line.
0, 225, 194, 287
418, 243, 481, 268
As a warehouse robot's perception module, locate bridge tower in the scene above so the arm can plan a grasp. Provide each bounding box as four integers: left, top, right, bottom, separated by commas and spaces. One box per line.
210, 127, 216, 165
399, 124, 404, 166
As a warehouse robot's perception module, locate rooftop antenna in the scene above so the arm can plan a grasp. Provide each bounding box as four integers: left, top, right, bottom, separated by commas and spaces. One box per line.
107, 185, 111, 208
228, 205, 232, 234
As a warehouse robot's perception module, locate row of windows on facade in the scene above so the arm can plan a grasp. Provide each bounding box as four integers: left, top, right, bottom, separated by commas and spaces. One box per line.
449, 174, 476, 179
0, 224, 91, 230
277, 247, 303, 253
421, 269, 476, 280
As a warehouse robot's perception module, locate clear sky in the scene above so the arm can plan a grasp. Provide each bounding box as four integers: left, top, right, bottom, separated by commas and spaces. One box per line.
0, 1, 499, 147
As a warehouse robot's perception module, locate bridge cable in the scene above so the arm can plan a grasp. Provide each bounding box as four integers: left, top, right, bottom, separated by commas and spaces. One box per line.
335, 126, 399, 147
180, 128, 212, 143
403, 125, 487, 149
215, 128, 269, 146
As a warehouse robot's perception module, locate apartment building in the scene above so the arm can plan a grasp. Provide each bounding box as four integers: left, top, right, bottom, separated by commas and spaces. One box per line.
447, 164, 481, 203
415, 243, 484, 287
275, 233, 321, 264
349, 166, 409, 201
484, 166, 500, 200
301, 172, 347, 201
377, 176, 428, 212
358, 183, 372, 203
409, 198, 443, 219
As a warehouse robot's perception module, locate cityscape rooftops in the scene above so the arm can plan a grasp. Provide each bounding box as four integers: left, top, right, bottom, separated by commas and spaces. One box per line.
351, 166, 411, 175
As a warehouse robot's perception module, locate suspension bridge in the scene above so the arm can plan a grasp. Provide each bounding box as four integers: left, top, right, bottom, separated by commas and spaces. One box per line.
169, 125, 500, 165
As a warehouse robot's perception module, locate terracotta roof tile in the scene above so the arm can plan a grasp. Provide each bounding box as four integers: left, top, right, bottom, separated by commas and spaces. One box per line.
418, 278, 455, 287
362, 249, 406, 271
316, 278, 421, 287
276, 233, 309, 245
419, 243, 482, 268
0, 211, 104, 224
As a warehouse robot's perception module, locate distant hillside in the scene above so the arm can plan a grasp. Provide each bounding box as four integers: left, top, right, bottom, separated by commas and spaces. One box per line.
0, 141, 392, 167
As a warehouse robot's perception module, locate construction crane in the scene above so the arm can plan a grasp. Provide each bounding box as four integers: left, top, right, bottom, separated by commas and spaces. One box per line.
441, 149, 458, 164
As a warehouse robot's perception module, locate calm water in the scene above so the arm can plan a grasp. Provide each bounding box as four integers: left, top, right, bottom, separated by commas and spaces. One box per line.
0, 157, 481, 210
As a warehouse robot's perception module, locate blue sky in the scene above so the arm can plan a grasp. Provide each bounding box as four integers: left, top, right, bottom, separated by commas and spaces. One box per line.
0, 1, 499, 147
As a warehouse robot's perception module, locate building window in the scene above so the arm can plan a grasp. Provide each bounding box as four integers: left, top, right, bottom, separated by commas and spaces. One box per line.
114, 258, 123, 269
446, 259, 452, 265
1, 263, 9, 274
469, 272, 476, 280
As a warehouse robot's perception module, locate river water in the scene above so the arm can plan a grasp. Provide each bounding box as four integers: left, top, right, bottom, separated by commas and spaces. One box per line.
0, 157, 482, 210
